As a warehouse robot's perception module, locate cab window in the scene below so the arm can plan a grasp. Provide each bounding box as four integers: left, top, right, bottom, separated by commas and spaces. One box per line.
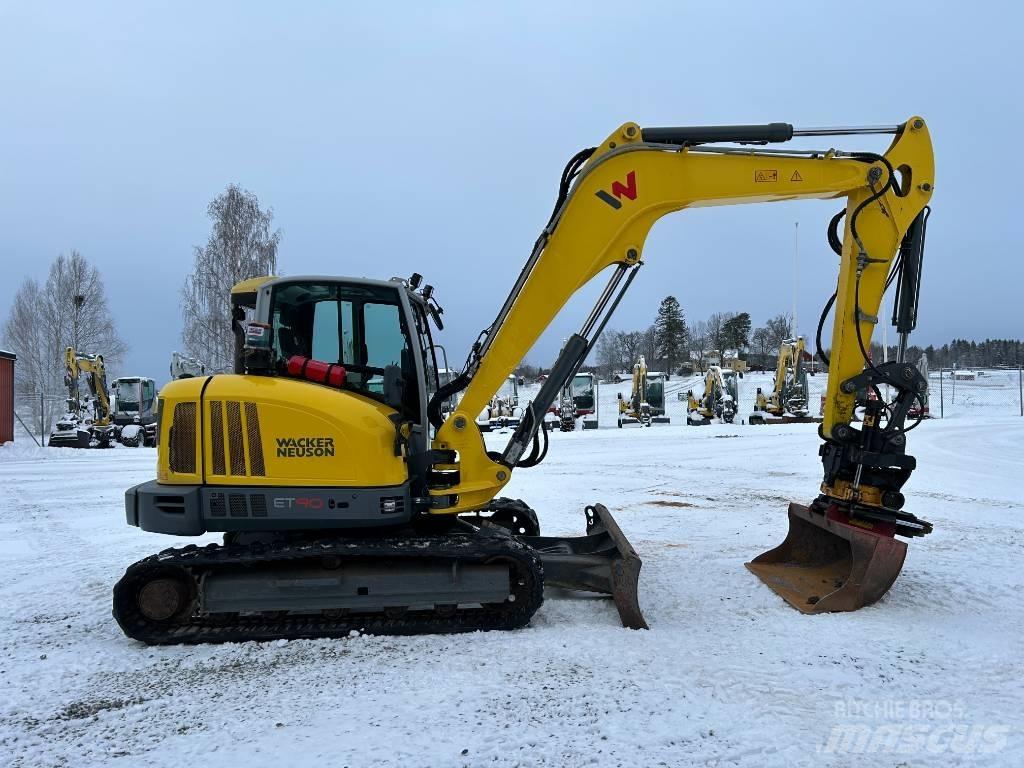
142, 380, 156, 412
268, 281, 415, 410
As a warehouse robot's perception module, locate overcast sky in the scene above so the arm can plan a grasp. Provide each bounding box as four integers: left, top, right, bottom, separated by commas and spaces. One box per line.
1, 1, 1021, 383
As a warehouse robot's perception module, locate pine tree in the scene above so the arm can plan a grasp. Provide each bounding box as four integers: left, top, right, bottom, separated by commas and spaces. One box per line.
722, 312, 752, 353
654, 296, 688, 375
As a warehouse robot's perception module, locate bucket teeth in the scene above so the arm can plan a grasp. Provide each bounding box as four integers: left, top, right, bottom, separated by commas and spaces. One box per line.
746, 502, 908, 613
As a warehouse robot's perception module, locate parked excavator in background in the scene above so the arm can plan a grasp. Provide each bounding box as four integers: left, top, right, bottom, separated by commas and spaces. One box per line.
907, 353, 931, 419
49, 347, 115, 448
476, 373, 523, 432
170, 351, 206, 380
749, 337, 815, 424
687, 365, 739, 425
617, 356, 670, 427
110, 376, 158, 447
115, 116, 935, 645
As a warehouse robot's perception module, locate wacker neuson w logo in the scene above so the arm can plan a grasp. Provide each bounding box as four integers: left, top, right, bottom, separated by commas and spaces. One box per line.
595, 170, 637, 209
276, 437, 335, 458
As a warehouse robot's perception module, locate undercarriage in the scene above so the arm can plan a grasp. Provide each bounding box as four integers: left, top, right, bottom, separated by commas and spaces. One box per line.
113, 500, 646, 644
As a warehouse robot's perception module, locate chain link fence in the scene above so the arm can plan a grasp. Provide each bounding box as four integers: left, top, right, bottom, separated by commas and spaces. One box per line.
933, 367, 1024, 418
13, 392, 69, 446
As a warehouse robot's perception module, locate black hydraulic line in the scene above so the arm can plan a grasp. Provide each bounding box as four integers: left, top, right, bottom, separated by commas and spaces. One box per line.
505, 335, 588, 467
427, 370, 472, 431
817, 209, 847, 366
548, 147, 596, 227
847, 152, 897, 250
827, 209, 846, 256
815, 291, 837, 367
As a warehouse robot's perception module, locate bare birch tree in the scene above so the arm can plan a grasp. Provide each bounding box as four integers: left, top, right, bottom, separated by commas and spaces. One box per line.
181, 185, 281, 372
764, 312, 795, 352
689, 320, 709, 372
3, 251, 127, 436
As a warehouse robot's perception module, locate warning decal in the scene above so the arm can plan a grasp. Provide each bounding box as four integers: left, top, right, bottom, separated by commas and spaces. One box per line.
791, 170, 803, 182
754, 170, 778, 182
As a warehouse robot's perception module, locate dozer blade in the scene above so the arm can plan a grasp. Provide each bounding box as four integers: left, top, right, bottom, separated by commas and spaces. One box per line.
746, 502, 907, 614
520, 504, 648, 629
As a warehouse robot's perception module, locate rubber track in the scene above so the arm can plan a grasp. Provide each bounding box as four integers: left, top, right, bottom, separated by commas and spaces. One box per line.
113, 531, 544, 645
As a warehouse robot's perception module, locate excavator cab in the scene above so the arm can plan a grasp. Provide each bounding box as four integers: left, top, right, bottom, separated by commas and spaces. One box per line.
119, 273, 647, 642
231, 277, 433, 419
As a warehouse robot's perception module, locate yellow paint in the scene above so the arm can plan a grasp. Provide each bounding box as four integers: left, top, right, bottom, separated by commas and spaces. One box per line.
157, 375, 406, 488
433, 118, 933, 512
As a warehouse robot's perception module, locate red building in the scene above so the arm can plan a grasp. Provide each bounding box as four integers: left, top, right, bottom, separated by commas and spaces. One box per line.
0, 350, 13, 444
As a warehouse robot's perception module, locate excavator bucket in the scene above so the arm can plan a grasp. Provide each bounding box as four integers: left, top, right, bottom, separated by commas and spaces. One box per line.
521, 504, 648, 629
746, 503, 907, 613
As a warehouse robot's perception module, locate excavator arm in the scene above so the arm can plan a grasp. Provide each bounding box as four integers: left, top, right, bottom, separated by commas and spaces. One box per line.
65, 347, 111, 426
432, 118, 934, 518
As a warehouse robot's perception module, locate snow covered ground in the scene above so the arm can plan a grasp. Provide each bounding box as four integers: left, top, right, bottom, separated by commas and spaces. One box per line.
1, 415, 1022, 767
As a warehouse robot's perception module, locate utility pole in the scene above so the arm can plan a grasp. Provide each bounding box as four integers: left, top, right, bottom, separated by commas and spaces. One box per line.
793, 222, 799, 338
939, 370, 944, 418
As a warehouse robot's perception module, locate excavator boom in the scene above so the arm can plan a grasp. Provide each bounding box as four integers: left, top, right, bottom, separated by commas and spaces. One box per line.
430, 118, 934, 613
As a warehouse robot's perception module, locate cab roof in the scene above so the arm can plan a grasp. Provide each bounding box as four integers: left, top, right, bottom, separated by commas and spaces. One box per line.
230, 275, 426, 307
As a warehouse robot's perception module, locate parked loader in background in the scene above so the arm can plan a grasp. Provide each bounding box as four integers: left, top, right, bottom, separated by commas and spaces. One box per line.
170, 351, 206, 380
750, 337, 816, 424
115, 116, 935, 645
110, 376, 158, 447
49, 347, 115, 448
617, 356, 670, 427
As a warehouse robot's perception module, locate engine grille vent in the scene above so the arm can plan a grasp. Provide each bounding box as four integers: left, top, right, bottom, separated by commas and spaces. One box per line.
208, 400, 265, 477
244, 402, 265, 476
210, 401, 225, 475
210, 492, 227, 517
207, 492, 270, 519
229, 493, 248, 517
249, 494, 268, 517
226, 402, 246, 476
168, 402, 197, 474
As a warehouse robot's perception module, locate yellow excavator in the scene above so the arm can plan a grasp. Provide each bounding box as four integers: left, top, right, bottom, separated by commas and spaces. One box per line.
750, 336, 815, 424
49, 347, 115, 448
617, 356, 670, 427
686, 365, 739, 425
115, 117, 935, 643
